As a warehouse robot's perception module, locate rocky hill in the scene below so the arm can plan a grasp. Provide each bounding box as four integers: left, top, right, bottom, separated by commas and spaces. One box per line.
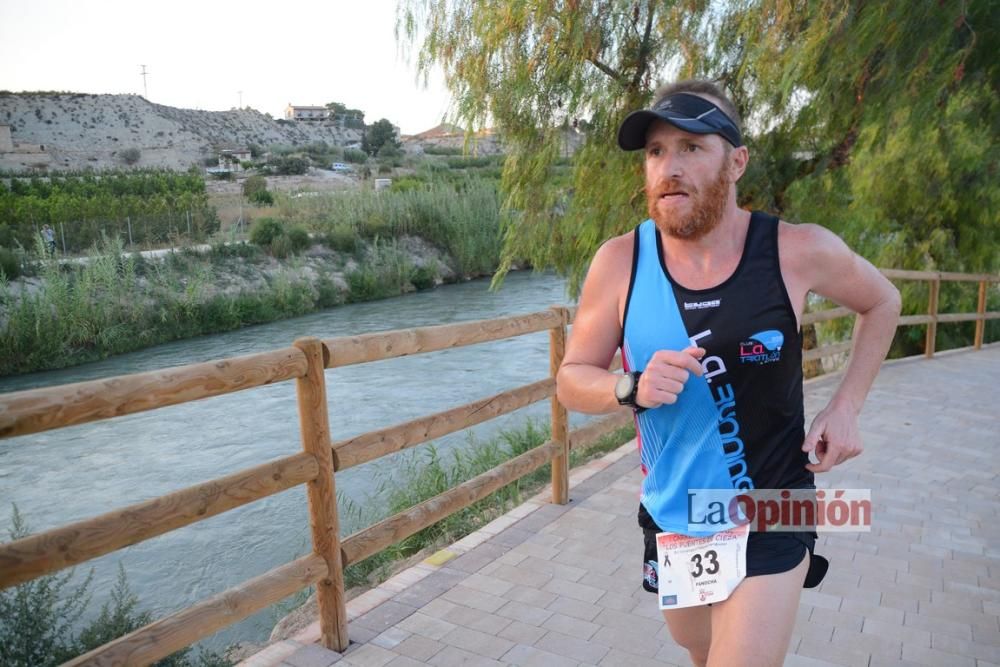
0, 92, 362, 171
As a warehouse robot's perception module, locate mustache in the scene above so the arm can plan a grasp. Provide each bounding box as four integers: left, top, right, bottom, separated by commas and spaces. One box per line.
647, 179, 696, 197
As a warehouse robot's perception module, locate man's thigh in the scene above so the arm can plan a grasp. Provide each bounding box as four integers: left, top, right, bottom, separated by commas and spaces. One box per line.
707, 551, 809, 667
661, 605, 712, 658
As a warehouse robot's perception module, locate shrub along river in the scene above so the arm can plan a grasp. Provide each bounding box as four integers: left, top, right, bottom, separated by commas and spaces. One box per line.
0, 271, 598, 651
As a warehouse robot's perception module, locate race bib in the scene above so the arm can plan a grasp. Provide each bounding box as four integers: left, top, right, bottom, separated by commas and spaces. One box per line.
656, 523, 749, 609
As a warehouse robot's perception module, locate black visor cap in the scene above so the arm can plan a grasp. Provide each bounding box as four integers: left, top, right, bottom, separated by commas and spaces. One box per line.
617, 93, 743, 150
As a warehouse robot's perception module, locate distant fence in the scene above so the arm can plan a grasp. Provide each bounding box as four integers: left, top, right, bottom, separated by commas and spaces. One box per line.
0, 267, 997, 664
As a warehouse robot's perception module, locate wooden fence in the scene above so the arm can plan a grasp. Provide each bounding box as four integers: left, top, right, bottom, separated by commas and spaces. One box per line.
0, 268, 997, 665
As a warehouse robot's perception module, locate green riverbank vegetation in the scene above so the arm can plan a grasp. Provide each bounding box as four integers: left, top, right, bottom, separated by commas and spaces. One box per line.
0, 176, 506, 376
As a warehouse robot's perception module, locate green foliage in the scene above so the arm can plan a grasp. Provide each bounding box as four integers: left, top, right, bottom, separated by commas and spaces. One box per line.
0, 247, 20, 279
422, 145, 464, 156
0, 507, 92, 666
269, 156, 309, 175
342, 148, 368, 164
323, 225, 361, 253
400, 0, 1000, 302
0, 235, 356, 375
249, 189, 274, 206
241, 175, 268, 199
0, 508, 231, 666
248, 217, 284, 247
325, 101, 365, 128
410, 264, 437, 290
363, 119, 401, 156
0, 170, 217, 253
285, 225, 312, 253
277, 178, 502, 276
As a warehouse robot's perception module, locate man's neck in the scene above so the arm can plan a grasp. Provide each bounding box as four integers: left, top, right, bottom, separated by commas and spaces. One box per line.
659, 203, 752, 274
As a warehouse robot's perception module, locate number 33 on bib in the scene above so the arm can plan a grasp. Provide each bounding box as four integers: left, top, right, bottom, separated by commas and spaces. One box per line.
655, 523, 749, 609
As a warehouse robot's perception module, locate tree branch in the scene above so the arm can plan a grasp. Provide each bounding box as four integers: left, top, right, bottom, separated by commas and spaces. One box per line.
630, 0, 656, 90
589, 57, 625, 83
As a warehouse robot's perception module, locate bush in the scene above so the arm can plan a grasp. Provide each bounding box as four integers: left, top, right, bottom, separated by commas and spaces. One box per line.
248, 189, 274, 206
270, 234, 293, 259
324, 225, 360, 253
342, 149, 368, 164
285, 225, 311, 253
270, 156, 309, 175
410, 264, 437, 290
242, 175, 268, 199
249, 217, 284, 247
120, 148, 141, 165
0, 247, 21, 279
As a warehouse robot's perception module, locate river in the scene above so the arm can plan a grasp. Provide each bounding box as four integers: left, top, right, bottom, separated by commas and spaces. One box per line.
0, 272, 593, 652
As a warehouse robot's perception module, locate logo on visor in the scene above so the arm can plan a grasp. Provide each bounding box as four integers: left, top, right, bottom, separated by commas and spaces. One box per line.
739, 330, 783, 365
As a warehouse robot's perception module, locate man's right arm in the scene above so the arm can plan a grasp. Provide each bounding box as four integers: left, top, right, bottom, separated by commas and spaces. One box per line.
556, 237, 631, 414
556, 234, 706, 415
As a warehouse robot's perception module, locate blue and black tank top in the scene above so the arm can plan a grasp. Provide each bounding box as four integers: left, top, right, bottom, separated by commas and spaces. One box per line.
621, 212, 813, 536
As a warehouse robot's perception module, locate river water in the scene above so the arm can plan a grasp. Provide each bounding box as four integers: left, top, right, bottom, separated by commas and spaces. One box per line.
0, 272, 594, 651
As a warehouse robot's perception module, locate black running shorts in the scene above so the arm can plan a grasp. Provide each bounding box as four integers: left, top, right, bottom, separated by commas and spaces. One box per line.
639, 503, 829, 595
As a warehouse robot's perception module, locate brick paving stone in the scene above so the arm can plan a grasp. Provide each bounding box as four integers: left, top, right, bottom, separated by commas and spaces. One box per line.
547, 596, 602, 622
384, 657, 426, 667
497, 619, 548, 646
831, 627, 903, 660
392, 635, 445, 662
371, 627, 411, 650
901, 644, 977, 667
496, 599, 554, 627
796, 636, 871, 667
501, 643, 581, 667
339, 643, 397, 667
502, 583, 559, 608
426, 645, 503, 667
439, 625, 514, 660
535, 629, 611, 664
395, 612, 457, 641
353, 602, 420, 635
440, 585, 507, 613
543, 577, 607, 604
599, 647, 679, 667
542, 612, 601, 640
283, 644, 342, 667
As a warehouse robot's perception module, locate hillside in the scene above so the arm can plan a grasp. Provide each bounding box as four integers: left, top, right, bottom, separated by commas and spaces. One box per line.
0, 92, 362, 171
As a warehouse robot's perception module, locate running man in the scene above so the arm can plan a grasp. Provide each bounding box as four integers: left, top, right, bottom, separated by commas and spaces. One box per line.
556, 80, 901, 666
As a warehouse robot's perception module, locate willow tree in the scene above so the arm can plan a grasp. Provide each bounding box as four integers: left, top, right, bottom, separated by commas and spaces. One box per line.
398, 0, 998, 295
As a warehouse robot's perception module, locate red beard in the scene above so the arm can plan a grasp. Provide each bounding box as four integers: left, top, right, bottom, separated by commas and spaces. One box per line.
646, 162, 730, 241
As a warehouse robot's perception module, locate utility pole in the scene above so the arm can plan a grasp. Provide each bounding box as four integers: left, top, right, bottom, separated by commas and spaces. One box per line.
140, 65, 148, 98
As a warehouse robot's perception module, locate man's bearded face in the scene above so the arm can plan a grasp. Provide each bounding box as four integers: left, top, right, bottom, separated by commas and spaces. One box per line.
646, 156, 731, 241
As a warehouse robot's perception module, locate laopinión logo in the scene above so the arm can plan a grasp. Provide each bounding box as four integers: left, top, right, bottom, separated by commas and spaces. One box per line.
686, 488, 872, 532
739, 329, 783, 365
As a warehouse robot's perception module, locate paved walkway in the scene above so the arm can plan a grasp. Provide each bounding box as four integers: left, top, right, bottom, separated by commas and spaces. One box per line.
241, 345, 1000, 667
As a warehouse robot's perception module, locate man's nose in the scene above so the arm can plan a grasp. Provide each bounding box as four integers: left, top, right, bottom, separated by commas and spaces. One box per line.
657, 150, 683, 179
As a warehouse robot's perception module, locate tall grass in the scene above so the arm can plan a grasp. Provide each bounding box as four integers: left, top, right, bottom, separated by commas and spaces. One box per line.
277, 179, 502, 277
0, 238, 321, 375
339, 418, 636, 589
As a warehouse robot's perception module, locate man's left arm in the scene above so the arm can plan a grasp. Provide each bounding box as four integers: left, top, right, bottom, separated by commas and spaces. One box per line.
788, 224, 903, 473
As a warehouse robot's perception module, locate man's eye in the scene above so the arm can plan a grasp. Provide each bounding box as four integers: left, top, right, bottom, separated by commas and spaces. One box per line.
648, 147, 662, 157
685, 143, 700, 152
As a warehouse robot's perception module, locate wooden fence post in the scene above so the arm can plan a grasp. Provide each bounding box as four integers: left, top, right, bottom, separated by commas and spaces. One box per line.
294, 337, 348, 652
925, 277, 940, 358
975, 280, 987, 350
549, 307, 570, 505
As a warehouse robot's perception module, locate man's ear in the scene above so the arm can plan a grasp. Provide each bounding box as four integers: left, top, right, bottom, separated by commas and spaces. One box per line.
728, 146, 749, 182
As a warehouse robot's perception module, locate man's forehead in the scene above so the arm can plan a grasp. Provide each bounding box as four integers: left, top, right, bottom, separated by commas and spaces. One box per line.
643, 118, 727, 146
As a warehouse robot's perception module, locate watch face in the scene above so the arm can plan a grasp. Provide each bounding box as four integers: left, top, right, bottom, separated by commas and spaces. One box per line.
614, 373, 634, 401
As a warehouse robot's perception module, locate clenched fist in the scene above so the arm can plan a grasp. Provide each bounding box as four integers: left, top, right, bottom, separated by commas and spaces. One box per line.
636, 347, 706, 408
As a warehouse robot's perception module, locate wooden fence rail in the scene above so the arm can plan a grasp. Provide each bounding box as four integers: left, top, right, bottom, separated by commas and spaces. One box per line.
0, 267, 997, 665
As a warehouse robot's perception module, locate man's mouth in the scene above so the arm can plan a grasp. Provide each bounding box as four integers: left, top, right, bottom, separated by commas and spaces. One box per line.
659, 191, 688, 199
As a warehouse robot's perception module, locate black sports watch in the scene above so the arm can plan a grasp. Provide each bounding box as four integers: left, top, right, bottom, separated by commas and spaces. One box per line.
614, 371, 646, 414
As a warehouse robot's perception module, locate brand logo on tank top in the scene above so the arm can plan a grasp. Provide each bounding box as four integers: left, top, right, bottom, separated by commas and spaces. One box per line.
683, 299, 721, 310
690, 329, 754, 490
739, 330, 783, 365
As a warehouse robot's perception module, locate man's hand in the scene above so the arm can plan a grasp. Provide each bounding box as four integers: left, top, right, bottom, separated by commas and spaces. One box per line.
802, 400, 863, 472
636, 347, 705, 409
